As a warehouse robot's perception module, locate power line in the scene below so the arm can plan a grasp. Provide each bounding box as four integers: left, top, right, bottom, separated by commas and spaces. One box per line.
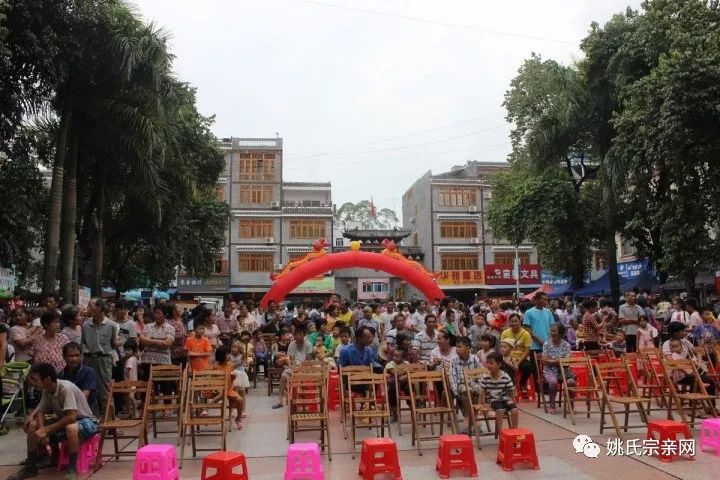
284, 142, 510, 170
292, 113, 503, 156
293, 0, 576, 45
286, 124, 507, 162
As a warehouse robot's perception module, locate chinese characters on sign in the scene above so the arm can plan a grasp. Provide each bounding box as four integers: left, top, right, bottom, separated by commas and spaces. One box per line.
437, 270, 485, 286
483, 264, 541, 285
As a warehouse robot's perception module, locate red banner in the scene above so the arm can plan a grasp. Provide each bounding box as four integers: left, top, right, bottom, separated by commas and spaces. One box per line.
484, 264, 541, 285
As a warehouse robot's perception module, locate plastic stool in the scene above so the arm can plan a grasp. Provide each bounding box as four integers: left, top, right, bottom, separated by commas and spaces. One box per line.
496, 428, 540, 472
358, 438, 402, 480
133, 444, 179, 480
201, 451, 249, 480
328, 372, 340, 411
284, 443, 324, 480
646, 420, 694, 462
435, 434, 477, 478
57, 434, 100, 474
700, 418, 720, 455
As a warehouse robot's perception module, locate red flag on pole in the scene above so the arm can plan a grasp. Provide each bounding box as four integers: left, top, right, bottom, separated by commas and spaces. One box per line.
369, 196, 377, 218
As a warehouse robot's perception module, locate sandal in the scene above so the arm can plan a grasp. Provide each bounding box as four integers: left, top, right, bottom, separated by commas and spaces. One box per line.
272, 403, 283, 409
234, 418, 244, 430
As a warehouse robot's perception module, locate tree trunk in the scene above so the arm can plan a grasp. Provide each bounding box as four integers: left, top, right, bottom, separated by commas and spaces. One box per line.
606, 231, 621, 304
42, 104, 72, 294
571, 240, 586, 289
91, 171, 106, 296
59, 132, 78, 302
684, 272, 697, 299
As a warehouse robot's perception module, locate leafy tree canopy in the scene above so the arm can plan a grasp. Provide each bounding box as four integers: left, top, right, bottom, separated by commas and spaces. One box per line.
335, 200, 399, 230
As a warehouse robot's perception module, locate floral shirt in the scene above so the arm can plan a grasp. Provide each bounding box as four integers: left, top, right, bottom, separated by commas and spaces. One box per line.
31, 333, 70, 372
542, 339, 571, 375
140, 322, 175, 365
694, 323, 720, 347
168, 318, 187, 360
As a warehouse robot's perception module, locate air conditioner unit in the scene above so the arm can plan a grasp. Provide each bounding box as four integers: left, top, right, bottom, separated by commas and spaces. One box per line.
470, 237, 481, 244
483, 190, 492, 199
468, 205, 477, 213
274, 263, 284, 270
264, 237, 274, 244
270, 201, 280, 208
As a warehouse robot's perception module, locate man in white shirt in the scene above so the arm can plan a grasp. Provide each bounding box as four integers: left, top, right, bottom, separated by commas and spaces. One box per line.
409, 301, 428, 333
379, 302, 397, 334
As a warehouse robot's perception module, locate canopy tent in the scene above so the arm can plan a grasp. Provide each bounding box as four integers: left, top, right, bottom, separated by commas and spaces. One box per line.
652, 272, 716, 292
573, 271, 658, 298
121, 288, 170, 301
523, 284, 553, 301
549, 282, 574, 298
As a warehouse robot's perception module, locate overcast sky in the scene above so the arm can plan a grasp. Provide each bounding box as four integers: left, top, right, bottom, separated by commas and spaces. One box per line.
132, 0, 641, 210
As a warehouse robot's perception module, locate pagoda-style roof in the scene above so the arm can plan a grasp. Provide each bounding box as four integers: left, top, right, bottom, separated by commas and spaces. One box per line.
333, 244, 424, 261
342, 227, 411, 241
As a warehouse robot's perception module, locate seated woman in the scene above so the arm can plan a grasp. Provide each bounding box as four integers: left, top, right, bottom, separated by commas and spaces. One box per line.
541, 324, 575, 414
8, 363, 97, 480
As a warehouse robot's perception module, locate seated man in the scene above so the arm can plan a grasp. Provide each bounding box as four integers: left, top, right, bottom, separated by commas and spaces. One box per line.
58, 342, 99, 415
448, 336, 481, 434
9, 363, 98, 480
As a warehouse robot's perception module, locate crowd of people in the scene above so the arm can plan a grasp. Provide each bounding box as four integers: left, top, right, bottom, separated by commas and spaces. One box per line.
1, 288, 719, 479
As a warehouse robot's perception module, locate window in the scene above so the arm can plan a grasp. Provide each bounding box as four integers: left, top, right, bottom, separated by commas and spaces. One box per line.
239, 185, 273, 204
288, 252, 310, 262
238, 254, 274, 272
289, 220, 326, 239
237, 153, 276, 181
335, 238, 344, 247
440, 253, 479, 270
213, 259, 228, 275
439, 221, 478, 238
594, 251, 607, 270
493, 252, 531, 265
438, 188, 477, 207
620, 238, 637, 258
216, 186, 225, 202
239, 220, 273, 238
361, 282, 389, 293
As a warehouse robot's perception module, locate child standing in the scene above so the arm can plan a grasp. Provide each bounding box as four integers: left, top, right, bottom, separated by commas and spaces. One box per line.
214, 346, 245, 430
637, 317, 659, 350
334, 326, 352, 361
229, 340, 250, 421
468, 313, 490, 352
184, 323, 213, 372
609, 330, 627, 357
251, 330, 269, 377
123, 339, 139, 419
480, 351, 518, 435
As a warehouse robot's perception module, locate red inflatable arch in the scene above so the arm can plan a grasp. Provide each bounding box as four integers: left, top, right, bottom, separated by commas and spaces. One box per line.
259, 250, 445, 309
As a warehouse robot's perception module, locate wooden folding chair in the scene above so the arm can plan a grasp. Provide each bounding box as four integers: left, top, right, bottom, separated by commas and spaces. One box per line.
462, 367, 509, 448
347, 372, 391, 458
94, 380, 151, 471
393, 363, 426, 436
147, 364, 184, 442
534, 351, 563, 413
559, 356, 601, 425
636, 348, 672, 413
339, 365, 372, 428
407, 369, 457, 455
594, 362, 649, 437
287, 372, 332, 460
180, 371, 228, 467
661, 357, 718, 428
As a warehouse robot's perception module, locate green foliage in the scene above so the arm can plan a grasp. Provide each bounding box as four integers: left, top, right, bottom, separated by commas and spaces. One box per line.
335, 200, 399, 230
0, 126, 51, 283
612, 0, 720, 285
486, 165, 592, 287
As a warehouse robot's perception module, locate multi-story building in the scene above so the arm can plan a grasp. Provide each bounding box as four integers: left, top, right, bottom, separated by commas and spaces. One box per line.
176, 137, 333, 301
402, 160, 540, 299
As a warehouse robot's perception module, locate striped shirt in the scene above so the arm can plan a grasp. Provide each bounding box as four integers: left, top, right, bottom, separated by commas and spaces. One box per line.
480, 371, 514, 402
412, 330, 438, 364
449, 354, 481, 395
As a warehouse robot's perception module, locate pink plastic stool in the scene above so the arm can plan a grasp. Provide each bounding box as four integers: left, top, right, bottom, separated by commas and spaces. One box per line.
133, 444, 179, 480
284, 443, 324, 480
57, 434, 100, 474
700, 418, 720, 455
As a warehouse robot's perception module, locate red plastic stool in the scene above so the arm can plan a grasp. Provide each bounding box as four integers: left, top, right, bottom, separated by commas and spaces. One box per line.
646, 420, 694, 462
358, 438, 402, 480
496, 428, 540, 472
435, 434, 477, 479
514, 371, 536, 402
328, 372, 339, 410
201, 451, 249, 480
